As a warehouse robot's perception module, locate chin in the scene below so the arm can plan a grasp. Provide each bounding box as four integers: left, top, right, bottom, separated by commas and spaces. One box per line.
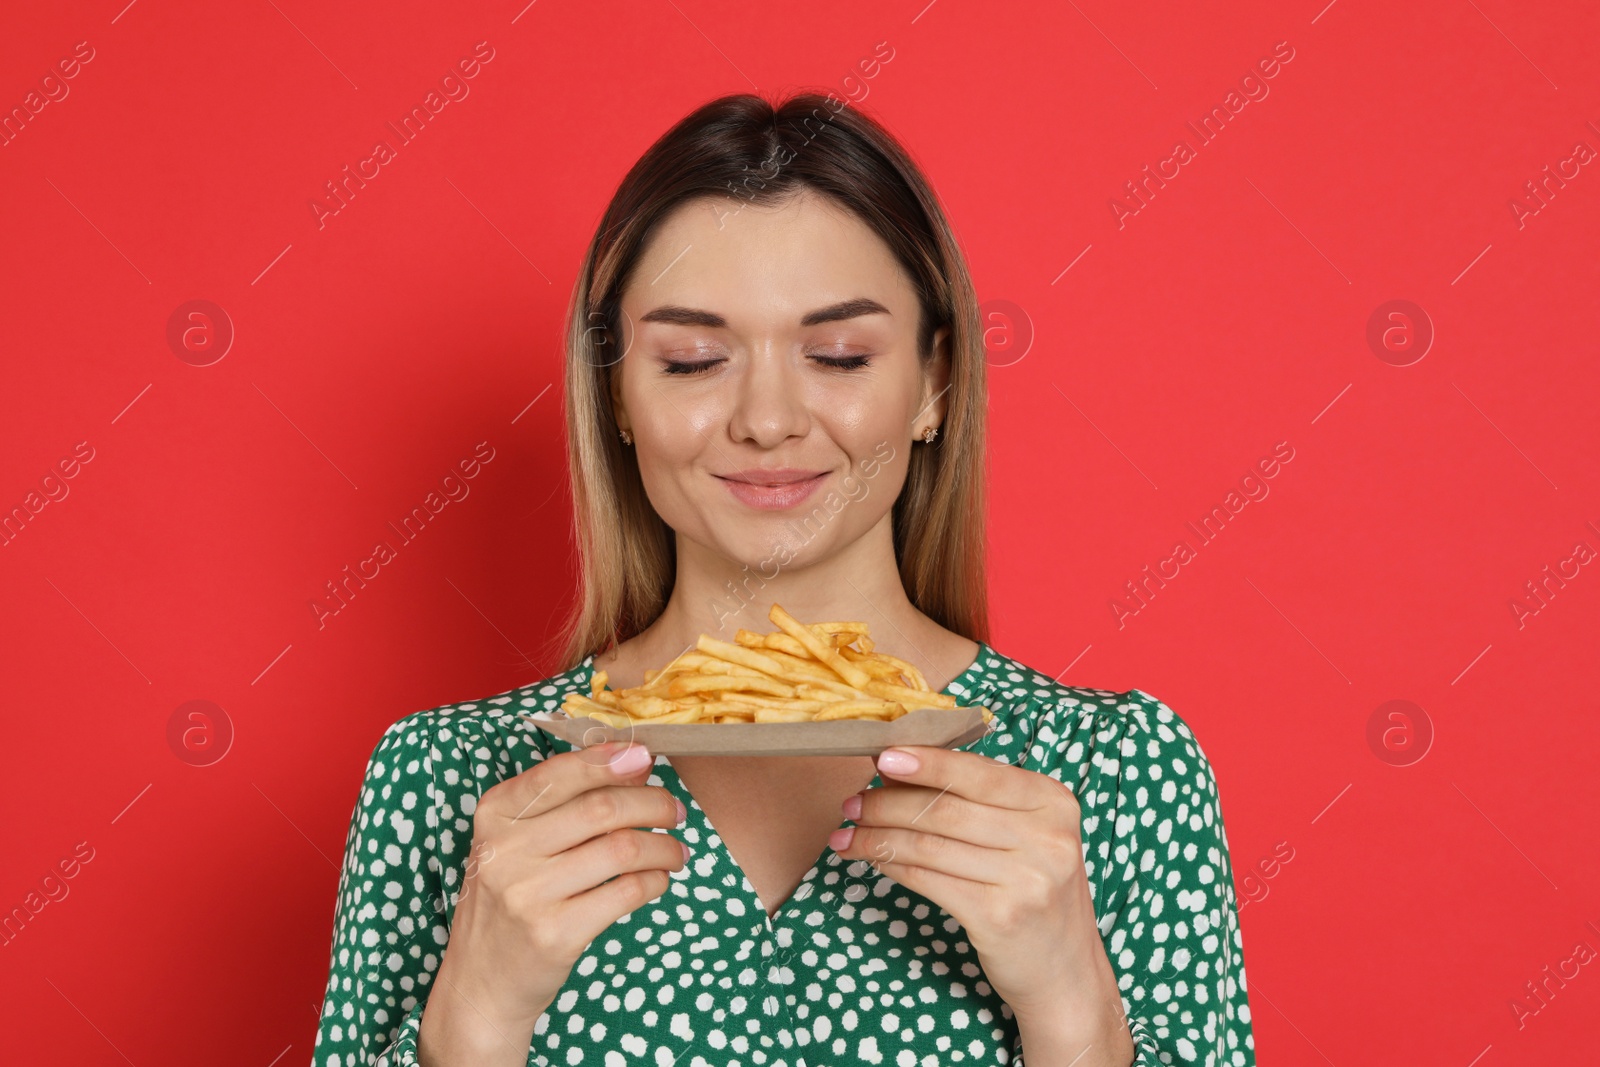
713, 525, 822, 576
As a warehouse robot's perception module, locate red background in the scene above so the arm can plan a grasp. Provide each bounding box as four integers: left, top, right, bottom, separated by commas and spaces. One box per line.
3, 1, 1597, 1063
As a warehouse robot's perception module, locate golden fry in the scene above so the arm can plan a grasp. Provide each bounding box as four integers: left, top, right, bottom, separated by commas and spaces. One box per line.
877, 654, 928, 690
697, 661, 769, 679
760, 632, 810, 658
619, 694, 679, 718
721, 696, 833, 712
769, 603, 871, 688
842, 648, 928, 690
669, 674, 796, 698
813, 701, 896, 721
690, 700, 761, 714
753, 706, 815, 723
761, 648, 838, 681
863, 679, 958, 709
647, 707, 712, 724
563, 694, 633, 728
797, 677, 870, 699
794, 684, 852, 703
836, 649, 903, 680
696, 634, 788, 677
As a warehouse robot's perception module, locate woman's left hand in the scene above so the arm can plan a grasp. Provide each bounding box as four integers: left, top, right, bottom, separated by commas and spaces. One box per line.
828, 744, 1127, 1038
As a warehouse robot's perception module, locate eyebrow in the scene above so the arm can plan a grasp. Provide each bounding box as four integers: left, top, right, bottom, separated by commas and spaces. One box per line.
638, 297, 891, 329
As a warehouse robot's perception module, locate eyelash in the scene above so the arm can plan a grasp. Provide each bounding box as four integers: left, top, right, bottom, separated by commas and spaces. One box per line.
660, 359, 722, 375
661, 354, 874, 375
816, 353, 873, 370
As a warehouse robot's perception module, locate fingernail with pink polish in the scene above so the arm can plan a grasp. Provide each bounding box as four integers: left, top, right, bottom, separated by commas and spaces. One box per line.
841, 793, 862, 820
609, 743, 651, 774
877, 748, 919, 775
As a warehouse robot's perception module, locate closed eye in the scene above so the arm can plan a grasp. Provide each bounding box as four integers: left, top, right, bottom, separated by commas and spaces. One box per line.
809, 353, 873, 370
661, 358, 726, 375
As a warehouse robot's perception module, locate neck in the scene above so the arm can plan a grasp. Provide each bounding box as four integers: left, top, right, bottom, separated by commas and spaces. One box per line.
635, 513, 927, 664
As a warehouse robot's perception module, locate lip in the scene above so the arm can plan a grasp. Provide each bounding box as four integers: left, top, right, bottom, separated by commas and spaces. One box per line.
714, 469, 828, 510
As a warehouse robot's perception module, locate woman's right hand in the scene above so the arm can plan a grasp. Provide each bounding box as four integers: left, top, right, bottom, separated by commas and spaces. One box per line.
417, 740, 687, 1065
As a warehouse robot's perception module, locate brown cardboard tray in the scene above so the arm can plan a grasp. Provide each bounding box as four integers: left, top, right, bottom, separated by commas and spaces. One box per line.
521, 704, 990, 757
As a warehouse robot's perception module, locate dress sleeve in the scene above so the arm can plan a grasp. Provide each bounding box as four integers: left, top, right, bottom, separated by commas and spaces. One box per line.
313, 712, 451, 1066
1036, 689, 1256, 1066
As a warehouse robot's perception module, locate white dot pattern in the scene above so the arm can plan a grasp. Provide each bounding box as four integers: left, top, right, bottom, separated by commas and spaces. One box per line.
314, 642, 1256, 1065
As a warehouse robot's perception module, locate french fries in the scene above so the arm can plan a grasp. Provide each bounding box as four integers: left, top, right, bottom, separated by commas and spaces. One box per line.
561, 603, 993, 727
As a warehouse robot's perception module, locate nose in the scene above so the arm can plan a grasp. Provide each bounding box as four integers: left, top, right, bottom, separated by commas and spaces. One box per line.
726, 346, 811, 448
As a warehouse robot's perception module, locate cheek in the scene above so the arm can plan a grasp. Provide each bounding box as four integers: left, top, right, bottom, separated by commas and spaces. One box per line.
635, 426, 705, 498
796, 374, 913, 479
626, 369, 724, 452
640, 405, 714, 454
630, 392, 722, 513
810, 382, 904, 447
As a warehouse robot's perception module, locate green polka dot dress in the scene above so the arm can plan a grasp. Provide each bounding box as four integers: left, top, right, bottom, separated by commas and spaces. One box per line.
315, 641, 1256, 1066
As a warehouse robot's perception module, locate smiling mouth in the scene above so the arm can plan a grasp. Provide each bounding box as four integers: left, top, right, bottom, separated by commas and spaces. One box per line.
713, 472, 828, 510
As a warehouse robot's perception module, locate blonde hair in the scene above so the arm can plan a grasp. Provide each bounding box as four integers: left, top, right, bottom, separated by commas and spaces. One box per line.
552, 91, 989, 669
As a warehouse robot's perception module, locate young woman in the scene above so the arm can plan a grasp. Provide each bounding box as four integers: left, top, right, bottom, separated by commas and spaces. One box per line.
315, 92, 1256, 1067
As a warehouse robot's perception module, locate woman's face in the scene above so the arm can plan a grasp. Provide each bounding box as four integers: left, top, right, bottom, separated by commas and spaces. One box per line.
611, 188, 949, 573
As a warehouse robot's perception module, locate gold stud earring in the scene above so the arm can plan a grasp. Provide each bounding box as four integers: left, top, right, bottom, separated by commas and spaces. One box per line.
619, 428, 633, 445
921, 425, 939, 444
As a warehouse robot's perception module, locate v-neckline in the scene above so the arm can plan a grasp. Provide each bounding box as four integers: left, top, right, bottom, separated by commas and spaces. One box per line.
574, 641, 994, 930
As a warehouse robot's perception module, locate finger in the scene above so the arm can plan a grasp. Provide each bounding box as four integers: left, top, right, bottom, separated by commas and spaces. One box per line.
849, 782, 1026, 849
558, 867, 677, 947
536, 782, 685, 857
873, 745, 1049, 812
833, 824, 1004, 886
848, 851, 981, 909
484, 741, 656, 823
543, 827, 690, 899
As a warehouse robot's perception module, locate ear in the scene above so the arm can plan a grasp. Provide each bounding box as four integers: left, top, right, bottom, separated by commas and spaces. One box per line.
608, 362, 630, 436
918, 324, 953, 428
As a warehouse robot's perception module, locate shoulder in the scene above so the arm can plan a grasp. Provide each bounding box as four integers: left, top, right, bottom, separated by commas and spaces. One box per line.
964, 648, 1213, 789
356, 658, 596, 794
